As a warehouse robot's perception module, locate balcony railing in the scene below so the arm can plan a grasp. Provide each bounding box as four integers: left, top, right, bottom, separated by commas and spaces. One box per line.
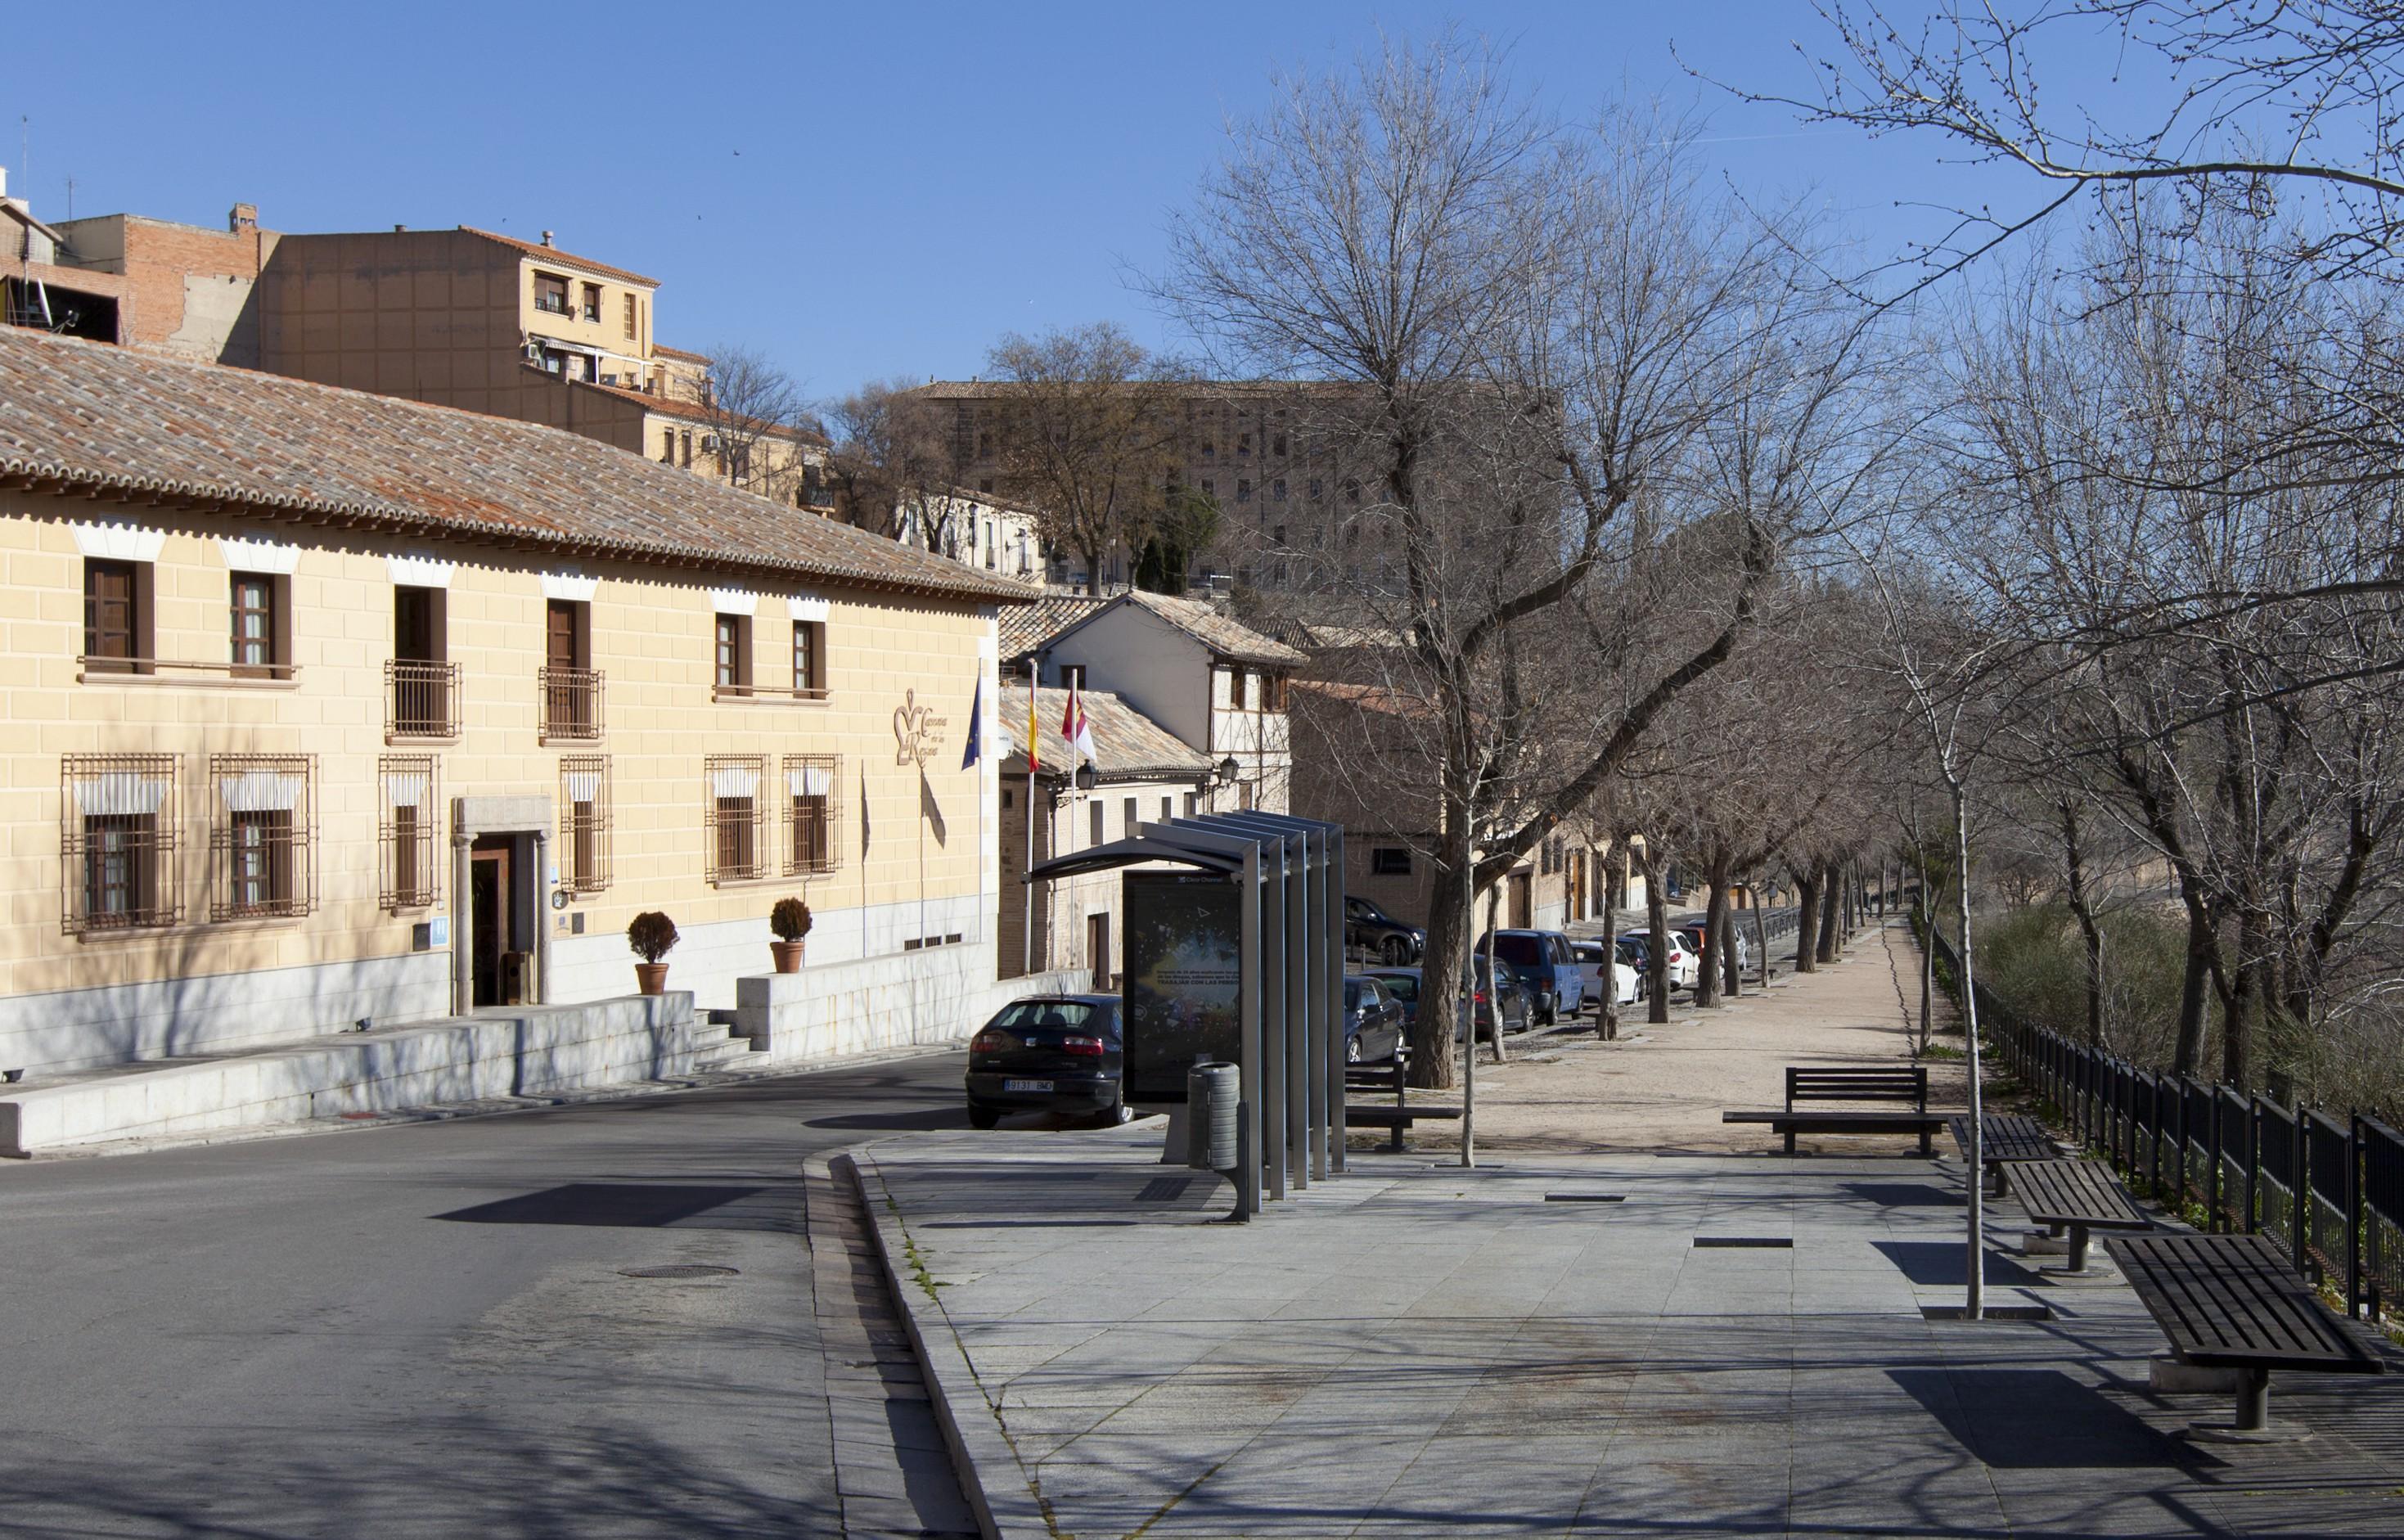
79, 656, 298, 683
387, 659, 461, 741
539, 665, 605, 741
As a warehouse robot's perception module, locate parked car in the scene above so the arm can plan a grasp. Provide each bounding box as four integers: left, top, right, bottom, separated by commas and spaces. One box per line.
1475, 929, 1585, 1024
964, 994, 1125, 1129
1345, 895, 1425, 965
1342, 975, 1407, 1064
1362, 965, 1528, 1043
1614, 936, 1652, 997
1570, 939, 1641, 1006
1620, 929, 1699, 991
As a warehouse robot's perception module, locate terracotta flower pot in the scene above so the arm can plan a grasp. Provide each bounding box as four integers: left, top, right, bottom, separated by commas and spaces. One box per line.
635, 962, 669, 996
770, 939, 805, 974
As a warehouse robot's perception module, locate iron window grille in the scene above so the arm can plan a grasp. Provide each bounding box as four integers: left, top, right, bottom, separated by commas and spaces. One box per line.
208, 754, 316, 921
785, 754, 843, 876
61, 753, 182, 934
560, 754, 613, 893
539, 665, 604, 741
704, 754, 769, 885
377, 755, 440, 912
386, 659, 461, 740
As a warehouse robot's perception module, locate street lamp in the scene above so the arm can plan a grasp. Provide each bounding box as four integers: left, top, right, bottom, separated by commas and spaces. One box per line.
1216, 755, 1240, 786
1075, 763, 1098, 793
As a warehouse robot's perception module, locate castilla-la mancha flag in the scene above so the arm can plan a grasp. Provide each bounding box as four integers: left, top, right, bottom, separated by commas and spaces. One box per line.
1060, 687, 1096, 769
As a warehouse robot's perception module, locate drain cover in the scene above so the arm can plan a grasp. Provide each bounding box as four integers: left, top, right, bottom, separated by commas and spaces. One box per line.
1692, 1236, 1794, 1249
1544, 1193, 1627, 1203
619, 1263, 739, 1279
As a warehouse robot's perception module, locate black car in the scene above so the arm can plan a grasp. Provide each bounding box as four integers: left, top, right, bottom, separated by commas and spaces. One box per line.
1345, 895, 1425, 965
964, 994, 1125, 1128
1365, 965, 1528, 1043
1342, 975, 1407, 1064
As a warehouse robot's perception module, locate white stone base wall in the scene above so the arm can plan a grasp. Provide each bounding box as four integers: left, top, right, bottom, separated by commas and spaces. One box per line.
737, 963, 1091, 1065
0, 993, 693, 1156
0, 952, 450, 1079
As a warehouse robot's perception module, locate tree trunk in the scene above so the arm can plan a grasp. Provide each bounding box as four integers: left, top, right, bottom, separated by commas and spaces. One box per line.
2172, 896, 2217, 1078
1411, 832, 1472, 1090
2224, 910, 2268, 1091
1815, 863, 1840, 963
1696, 853, 1727, 1009
1949, 783, 1987, 1320
1793, 869, 1821, 975
1596, 838, 1620, 1041
2058, 801, 2105, 1050
1719, 897, 1742, 999
1643, 849, 1672, 1024
1749, 875, 1771, 987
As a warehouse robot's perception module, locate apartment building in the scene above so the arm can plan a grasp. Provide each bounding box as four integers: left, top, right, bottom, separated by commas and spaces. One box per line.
0, 324, 1024, 1079
891, 489, 1046, 585
250, 225, 829, 507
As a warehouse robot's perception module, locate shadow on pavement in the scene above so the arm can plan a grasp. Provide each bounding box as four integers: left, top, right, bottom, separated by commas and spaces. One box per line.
1890, 1367, 2199, 1470
434, 1182, 781, 1230
1875, 1239, 2046, 1287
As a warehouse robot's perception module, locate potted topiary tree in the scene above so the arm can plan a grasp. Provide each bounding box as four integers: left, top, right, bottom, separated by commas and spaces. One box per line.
769, 897, 813, 973
627, 911, 679, 995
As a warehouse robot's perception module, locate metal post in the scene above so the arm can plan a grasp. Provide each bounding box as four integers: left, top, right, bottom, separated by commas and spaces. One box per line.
1283, 831, 1314, 1184
1258, 835, 1286, 1201
2347, 1115, 2362, 1317
1325, 824, 1346, 1173
1237, 841, 1262, 1219
2235, 1369, 2271, 1434
2247, 1099, 2262, 1235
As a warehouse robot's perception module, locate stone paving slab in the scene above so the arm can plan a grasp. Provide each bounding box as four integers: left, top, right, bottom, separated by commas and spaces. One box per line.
862, 1128, 2404, 1539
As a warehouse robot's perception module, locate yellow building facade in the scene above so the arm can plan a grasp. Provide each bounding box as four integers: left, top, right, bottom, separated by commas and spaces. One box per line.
0, 325, 1024, 1079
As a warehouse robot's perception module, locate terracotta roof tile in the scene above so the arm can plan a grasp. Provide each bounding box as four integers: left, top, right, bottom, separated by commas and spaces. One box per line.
652, 343, 713, 363
572, 377, 827, 444
997, 595, 1109, 664
1060, 591, 1307, 667
1000, 688, 1210, 779
0, 326, 1029, 606
458, 226, 660, 287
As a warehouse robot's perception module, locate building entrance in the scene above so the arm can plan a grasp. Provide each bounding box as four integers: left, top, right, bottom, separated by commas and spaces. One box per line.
469, 835, 529, 1006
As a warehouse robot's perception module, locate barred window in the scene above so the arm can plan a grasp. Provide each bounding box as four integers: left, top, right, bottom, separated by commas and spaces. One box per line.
378, 755, 440, 911
784, 754, 842, 876
209, 754, 315, 921
560, 754, 612, 893
62, 754, 180, 934
705, 754, 768, 884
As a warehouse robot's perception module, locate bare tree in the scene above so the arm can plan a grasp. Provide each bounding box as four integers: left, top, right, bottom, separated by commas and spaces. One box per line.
1162, 35, 1891, 1088
823, 378, 963, 544
984, 323, 1186, 591
681, 344, 817, 504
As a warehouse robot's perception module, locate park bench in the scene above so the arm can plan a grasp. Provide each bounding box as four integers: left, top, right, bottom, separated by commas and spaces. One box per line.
2000, 1157, 2150, 1273
1344, 1050, 1463, 1152
1722, 1065, 1947, 1155
2109, 1232, 2389, 1439
1949, 1113, 2060, 1194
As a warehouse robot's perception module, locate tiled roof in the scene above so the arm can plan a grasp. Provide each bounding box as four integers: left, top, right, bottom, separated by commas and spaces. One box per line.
0, 326, 1030, 605
997, 595, 1108, 664
653, 343, 713, 364
1000, 688, 1210, 779
1065, 591, 1308, 667
572, 377, 828, 445
459, 226, 660, 287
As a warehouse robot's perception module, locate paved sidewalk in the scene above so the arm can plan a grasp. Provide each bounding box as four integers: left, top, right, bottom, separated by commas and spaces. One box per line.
865, 1136, 2404, 1538
859, 929, 2404, 1538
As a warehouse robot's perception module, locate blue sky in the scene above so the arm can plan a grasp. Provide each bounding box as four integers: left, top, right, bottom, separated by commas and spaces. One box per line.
9, 3, 2159, 402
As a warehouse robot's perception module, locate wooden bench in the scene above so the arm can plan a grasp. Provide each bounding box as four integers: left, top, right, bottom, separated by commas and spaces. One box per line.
1722, 1066, 1947, 1155
1344, 1051, 1462, 1151
2001, 1158, 2150, 1272
1949, 1113, 2060, 1194
2109, 1232, 2389, 1439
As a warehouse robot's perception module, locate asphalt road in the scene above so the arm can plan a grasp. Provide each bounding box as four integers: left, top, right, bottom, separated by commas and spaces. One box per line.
0, 1048, 977, 1540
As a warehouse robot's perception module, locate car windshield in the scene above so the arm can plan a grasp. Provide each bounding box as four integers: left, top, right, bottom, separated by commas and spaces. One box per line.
1376, 975, 1418, 1001
989, 1001, 1097, 1031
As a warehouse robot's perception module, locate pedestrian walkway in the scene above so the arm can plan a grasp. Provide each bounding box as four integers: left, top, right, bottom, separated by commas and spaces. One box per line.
1470, 921, 1965, 1155
858, 923, 2404, 1538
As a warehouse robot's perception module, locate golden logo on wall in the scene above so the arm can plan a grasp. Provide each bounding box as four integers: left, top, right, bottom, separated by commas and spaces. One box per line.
894, 688, 947, 767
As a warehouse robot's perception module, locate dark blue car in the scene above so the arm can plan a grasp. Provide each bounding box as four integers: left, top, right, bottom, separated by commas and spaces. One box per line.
964, 994, 1125, 1128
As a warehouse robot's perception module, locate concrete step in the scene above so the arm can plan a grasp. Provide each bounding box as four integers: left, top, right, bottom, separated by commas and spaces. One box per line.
689, 1028, 759, 1071
0, 994, 698, 1157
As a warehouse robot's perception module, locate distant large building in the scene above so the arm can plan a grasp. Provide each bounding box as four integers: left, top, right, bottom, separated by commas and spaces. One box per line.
908, 380, 1385, 598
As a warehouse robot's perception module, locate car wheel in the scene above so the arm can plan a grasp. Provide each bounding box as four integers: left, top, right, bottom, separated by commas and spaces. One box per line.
1536, 993, 1555, 1027
1380, 936, 1411, 965
1095, 1087, 1130, 1128
967, 1103, 1001, 1130
1345, 1034, 1362, 1064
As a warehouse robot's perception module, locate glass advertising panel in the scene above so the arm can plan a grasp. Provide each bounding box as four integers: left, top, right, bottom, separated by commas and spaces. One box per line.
1121, 871, 1243, 1100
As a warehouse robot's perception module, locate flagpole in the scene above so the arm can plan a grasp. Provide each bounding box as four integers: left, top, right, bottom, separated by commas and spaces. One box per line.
1024, 660, 1038, 979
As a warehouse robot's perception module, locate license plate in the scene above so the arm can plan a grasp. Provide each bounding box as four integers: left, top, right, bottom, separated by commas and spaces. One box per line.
1003, 1078, 1054, 1093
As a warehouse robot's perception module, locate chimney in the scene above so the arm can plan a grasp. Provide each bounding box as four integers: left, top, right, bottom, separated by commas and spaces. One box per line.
229, 202, 259, 232
540, 230, 556, 248
394, 223, 407, 233
0, 166, 8, 199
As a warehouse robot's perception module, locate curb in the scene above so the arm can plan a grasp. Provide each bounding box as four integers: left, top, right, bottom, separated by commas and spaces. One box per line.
840, 1146, 1053, 1540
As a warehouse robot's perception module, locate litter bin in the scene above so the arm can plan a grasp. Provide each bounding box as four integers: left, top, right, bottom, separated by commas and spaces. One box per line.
1186, 1061, 1240, 1173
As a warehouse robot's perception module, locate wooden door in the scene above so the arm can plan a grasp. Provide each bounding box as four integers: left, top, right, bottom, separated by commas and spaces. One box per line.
546, 600, 578, 672
394, 588, 434, 660
1087, 912, 1111, 990
1508, 872, 1533, 929
85, 561, 137, 671
470, 846, 508, 1006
